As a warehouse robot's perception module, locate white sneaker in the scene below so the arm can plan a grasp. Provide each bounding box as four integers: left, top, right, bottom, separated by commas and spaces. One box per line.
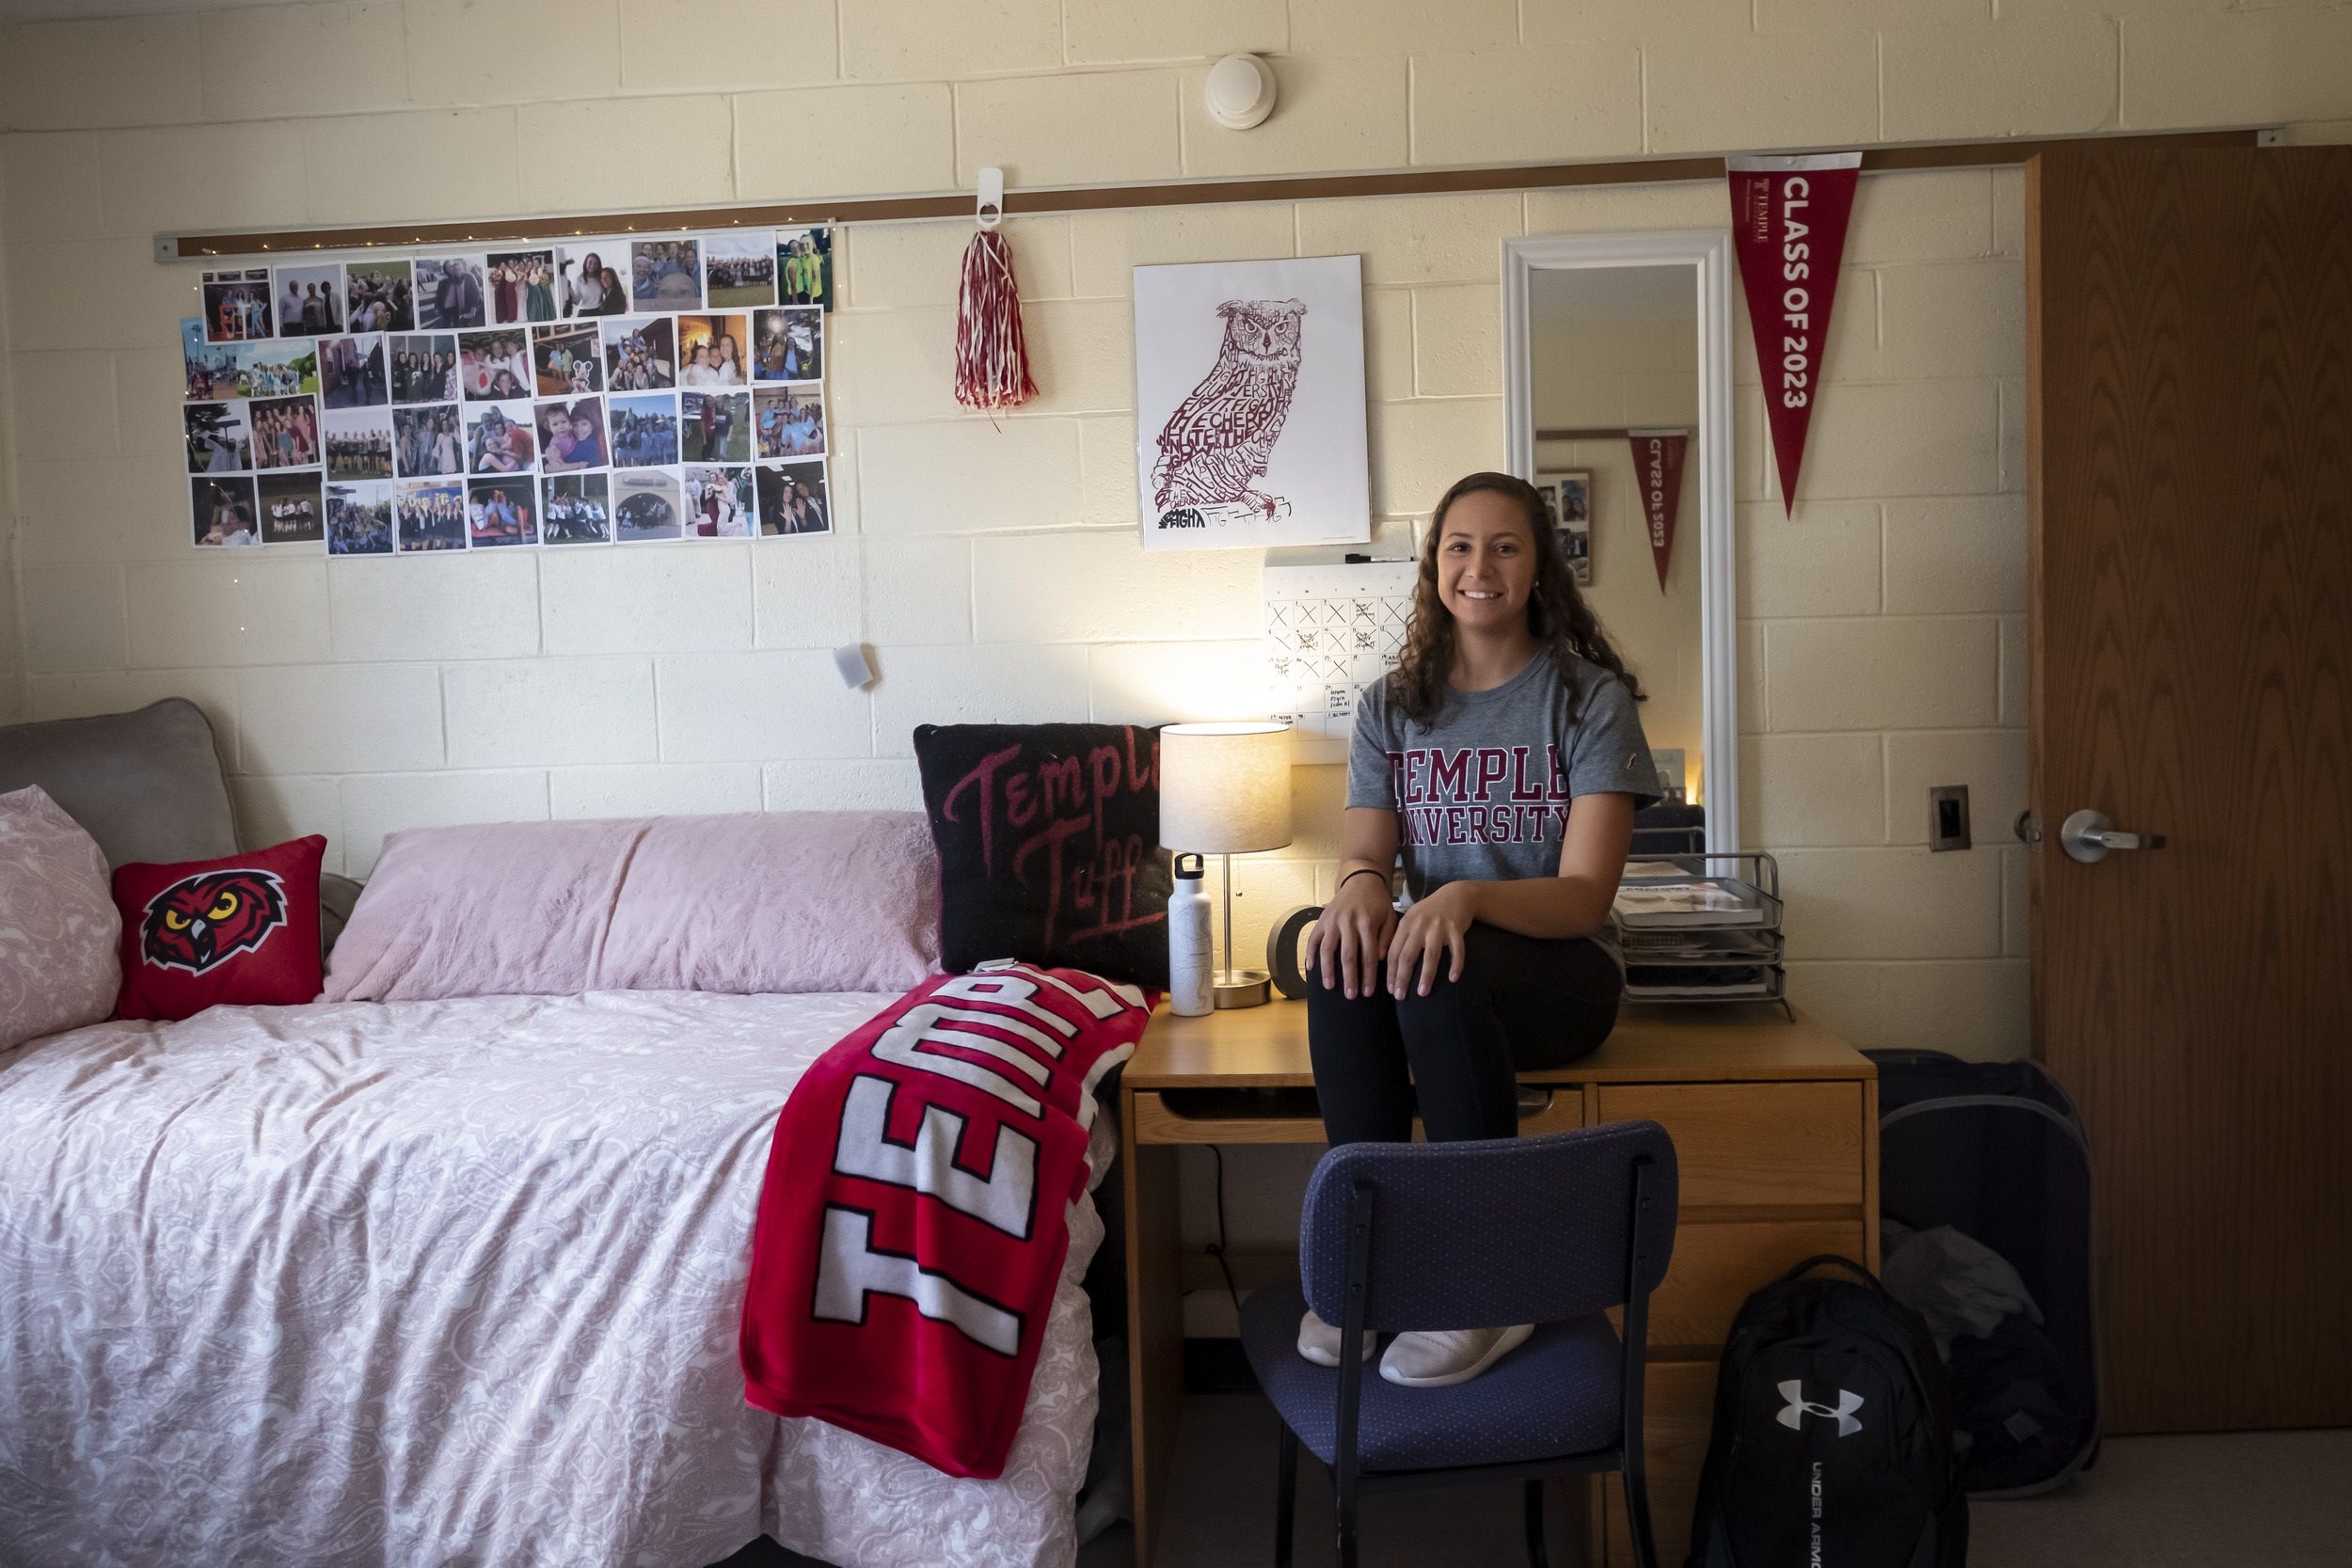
1296, 1307, 1377, 1368
1377, 1324, 1534, 1387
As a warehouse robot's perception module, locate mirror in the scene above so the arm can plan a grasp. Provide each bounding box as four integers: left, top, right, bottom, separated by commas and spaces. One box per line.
1502, 231, 1738, 852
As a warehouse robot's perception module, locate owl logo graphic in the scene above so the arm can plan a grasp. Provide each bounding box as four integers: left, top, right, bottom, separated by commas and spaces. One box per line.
1151, 297, 1306, 527
140, 868, 289, 975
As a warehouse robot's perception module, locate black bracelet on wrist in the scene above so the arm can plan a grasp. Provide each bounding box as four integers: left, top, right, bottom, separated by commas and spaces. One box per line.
1338, 867, 1388, 894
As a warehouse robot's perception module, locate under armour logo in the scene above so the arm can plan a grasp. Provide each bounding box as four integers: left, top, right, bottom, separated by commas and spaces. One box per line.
1776, 1380, 1865, 1436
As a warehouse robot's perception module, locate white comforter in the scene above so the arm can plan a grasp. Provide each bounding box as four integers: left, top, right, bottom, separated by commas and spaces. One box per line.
0, 990, 1106, 1568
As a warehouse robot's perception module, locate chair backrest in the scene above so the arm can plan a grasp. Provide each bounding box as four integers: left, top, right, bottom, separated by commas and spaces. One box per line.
1299, 1121, 1678, 1333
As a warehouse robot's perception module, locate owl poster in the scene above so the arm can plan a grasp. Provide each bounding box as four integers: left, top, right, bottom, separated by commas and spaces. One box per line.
1132, 255, 1371, 552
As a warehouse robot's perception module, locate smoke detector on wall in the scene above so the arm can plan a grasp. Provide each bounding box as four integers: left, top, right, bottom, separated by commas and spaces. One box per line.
1204, 55, 1277, 131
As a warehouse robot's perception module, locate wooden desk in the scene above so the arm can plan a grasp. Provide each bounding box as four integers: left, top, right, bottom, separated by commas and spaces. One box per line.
1119, 1001, 1878, 1568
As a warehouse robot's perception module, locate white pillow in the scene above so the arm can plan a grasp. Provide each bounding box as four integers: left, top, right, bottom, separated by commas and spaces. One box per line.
0, 785, 121, 1053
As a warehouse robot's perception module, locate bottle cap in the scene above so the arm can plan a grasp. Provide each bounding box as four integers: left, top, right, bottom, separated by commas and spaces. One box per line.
1174, 851, 1204, 879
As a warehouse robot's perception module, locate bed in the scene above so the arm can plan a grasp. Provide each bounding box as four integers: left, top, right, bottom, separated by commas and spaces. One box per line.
0, 988, 1110, 1568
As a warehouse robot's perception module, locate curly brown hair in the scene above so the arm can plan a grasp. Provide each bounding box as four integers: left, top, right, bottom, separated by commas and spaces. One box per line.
1389, 471, 1645, 725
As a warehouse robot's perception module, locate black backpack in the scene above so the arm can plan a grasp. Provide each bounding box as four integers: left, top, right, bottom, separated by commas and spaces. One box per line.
1685, 1256, 1966, 1568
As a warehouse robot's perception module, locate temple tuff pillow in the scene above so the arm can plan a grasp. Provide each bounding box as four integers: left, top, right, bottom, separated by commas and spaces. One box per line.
324, 812, 940, 1003
111, 835, 328, 1022
913, 722, 1172, 990
0, 786, 121, 1053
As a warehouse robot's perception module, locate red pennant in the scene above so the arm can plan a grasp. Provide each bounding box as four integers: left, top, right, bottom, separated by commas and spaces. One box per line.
1728, 153, 1861, 515
1629, 431, 1689, 591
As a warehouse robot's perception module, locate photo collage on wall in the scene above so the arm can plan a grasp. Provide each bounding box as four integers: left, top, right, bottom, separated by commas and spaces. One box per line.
183, 229, 834, 553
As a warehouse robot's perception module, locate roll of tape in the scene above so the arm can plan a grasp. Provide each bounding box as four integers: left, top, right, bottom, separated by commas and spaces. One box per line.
1267, 904, 1323, 1000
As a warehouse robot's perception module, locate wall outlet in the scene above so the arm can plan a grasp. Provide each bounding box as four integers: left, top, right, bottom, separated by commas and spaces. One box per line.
1929, 785, 1972, 851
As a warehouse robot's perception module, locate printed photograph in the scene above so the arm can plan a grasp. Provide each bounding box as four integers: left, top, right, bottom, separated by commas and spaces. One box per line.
776, 229, 834, 309
467, 475, 538, 547
323, 404, 395, 480
396, 478, 468, 551
752, 307, 821, 383
557, 241, 628, 319
464, 401, 536, 474
184, 401, 252, 475
755, 459, 830, 537
319, 332, 388, 408
1546, 470, 1592, 523
393, 404, 463, 478
273, 262, 345, 336
245, 338, 319, 398
326, 479, 394, 555
675, 313, 750, 388
532, 324, 601, 396
258, 470, 325, 546
389, 333, 460, 404
753, 385, 824, 460
182, 319, 254, 400
612, 467, 683, 542
1538, 469, 1594, 587
631, 238, 703, 309
537, 396, 608, 473
542, 472, 612, 546
601, 316, 675, 391
202, 267, 273, 343
680, 465, 755, 538
249, 395, 319, 470
414, 254, 487, 331
344, 260, 415, 334
459, 329, 534, 402
486, 249, 558, 325
191, 474, 260, 547
680, 389, 749, 465
607, 391, 678, 467
703, 230, 776, 308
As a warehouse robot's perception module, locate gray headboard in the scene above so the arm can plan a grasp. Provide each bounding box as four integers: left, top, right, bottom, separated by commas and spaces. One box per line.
0, 699, 239, 870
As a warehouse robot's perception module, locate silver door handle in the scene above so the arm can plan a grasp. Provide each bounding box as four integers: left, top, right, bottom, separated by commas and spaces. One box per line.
2059, 809, 2168, 863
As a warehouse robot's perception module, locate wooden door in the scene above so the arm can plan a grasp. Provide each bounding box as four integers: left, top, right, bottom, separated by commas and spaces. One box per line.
2028, 145, 2352, 1433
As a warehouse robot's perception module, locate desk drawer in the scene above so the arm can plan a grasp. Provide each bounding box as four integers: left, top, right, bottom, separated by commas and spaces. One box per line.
1644, 1218, 1866, 1350
1127, 1086, 1581, 1145
1595, 1082, 1864, 1209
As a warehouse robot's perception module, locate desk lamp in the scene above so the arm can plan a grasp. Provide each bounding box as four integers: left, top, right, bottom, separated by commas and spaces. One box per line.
1158, 721, 1295, 1008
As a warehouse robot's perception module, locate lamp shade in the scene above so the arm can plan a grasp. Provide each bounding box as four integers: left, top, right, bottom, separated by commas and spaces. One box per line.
1158, 722, 1295, 854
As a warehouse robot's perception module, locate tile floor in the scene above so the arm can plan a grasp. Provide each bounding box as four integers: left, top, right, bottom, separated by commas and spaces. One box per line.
738, 1394, 2351, 1566
1081, 1395, 2352, 1568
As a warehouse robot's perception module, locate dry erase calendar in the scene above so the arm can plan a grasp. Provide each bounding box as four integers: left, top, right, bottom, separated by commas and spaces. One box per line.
1263, 561, 1418, 761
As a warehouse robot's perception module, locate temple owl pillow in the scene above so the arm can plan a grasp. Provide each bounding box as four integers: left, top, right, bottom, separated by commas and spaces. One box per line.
111, 835, 327, 1022
1132, 253, 1370, 552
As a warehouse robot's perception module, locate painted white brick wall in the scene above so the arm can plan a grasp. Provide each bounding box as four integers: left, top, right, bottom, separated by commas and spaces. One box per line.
1, 0, 2346, 1075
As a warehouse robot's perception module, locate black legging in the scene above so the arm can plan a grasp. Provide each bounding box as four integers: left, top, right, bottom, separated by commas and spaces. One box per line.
1307, 922, 1623, 1145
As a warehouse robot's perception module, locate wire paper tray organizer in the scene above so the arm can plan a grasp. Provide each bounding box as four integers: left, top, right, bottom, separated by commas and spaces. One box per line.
1612, 851, 1792, 1020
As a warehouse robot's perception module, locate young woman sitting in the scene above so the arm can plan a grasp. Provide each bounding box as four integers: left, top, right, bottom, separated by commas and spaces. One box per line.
1300, 471, 1660, 1388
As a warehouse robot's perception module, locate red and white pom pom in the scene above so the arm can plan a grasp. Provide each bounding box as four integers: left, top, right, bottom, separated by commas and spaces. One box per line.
954, 228, 1037, 413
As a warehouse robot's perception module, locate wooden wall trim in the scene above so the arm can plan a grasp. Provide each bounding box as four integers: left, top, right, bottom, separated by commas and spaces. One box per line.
164, 129, 2262, 261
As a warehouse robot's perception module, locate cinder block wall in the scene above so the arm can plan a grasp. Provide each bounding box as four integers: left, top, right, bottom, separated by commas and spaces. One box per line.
3, 0, 2347, 1060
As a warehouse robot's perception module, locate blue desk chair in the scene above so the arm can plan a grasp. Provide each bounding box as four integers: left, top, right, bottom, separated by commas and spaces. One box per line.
1238, 1121, 1678, 1568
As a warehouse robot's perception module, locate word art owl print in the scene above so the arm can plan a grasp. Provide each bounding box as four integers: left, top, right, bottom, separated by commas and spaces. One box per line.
1132, 257, 1370, 553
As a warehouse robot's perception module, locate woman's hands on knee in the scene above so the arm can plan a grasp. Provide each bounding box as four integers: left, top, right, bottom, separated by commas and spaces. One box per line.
1385, 881, 1477, 1000
1307, 875, 1398, 1000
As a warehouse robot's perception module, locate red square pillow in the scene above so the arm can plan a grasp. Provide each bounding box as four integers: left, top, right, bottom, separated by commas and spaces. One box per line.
112, 835, 327, 1022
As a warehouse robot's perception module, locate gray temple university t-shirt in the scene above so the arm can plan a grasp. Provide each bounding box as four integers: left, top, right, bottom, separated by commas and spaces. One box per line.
1347, 651, 1661, 924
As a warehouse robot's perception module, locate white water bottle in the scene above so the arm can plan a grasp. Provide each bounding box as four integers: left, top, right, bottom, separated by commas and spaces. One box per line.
1168, 852, 1214, 1016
